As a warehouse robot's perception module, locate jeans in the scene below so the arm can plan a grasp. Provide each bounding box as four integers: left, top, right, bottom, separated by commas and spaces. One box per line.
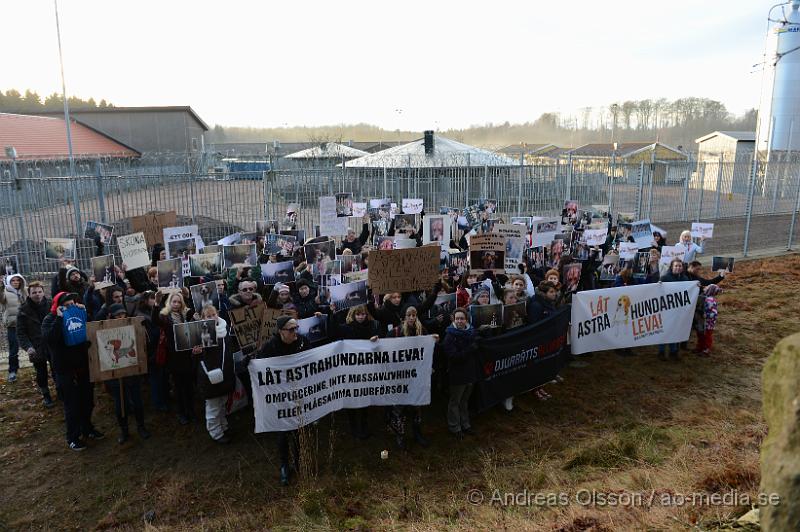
7, 327, 19, 373
278, 430, 299, 468
658, 343, 679, 357
447, 383, 473, 433
33, 358, 51, 390
106, 378, 145, 429
54, 372, 95, 443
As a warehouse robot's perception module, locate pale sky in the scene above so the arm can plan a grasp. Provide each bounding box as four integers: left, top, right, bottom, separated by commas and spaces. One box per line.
1, 0, 772, 130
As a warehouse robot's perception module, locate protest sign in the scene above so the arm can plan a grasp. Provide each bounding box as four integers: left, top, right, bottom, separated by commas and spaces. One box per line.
217, 232, 241, 246
44, 238, 75, 261
131, 211, 177, 248
189, 252, 223, 276
493, 223, 526, 240
570, 281, 700, 354
297, 314, 328, 344
91, 255, 117, 290
712, 256, 735, 272
630, 219, 653, 248
329, 280, 368, 312
320, 196, 349, 237
262, 260, 294, 284
157, 258, 183, 289
229, 304, 265, 349
511, 217, 533, 230
583, 227, 608, 246
422, 215, 450, 246
260, 307, 282, 343
173, 319, 217, 351
691, 222, 714, 239
502, 301, 527, 330
163, 225, 200, 259
352, 202, 367, 218
223, 244, 257, 269
190, 281, 219, 312
505, 237, 525, 273
86, 317, 148, 383
401, 198, 423, 215
1, 255, 19, 276
468, 233, 506, 274
84, 221, 114, 245
248, 335, 435, 432
368, 245, 439, 294
475, 307, 570, 410
117, 232, 150, 270
618, 242, 639, 259
532, 218, 560, 247
659, 245, 686, 266
336, 193, 354, 217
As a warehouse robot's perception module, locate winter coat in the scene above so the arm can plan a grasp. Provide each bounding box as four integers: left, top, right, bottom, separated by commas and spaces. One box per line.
229, 292, 263, 309
135, 307, 160, 361
197, 319, 235, 399
687, 271, 724, 288
293, 292, 320, 319
704, 296, 719, 331
41, 312, 89, 375
253, 332, 309, 359
338, 318, 381, 340
154, 306, 196, 374
57, 268, 90, 304
0, 274, 27, 327
442, 324, 480, 385
16, 297, 50, 363
527, 290, 556, 324
660, 270, 690, 283
674, 240, 704, 263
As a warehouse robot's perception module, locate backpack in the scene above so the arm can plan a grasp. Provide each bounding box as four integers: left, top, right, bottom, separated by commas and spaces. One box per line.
61, 304, 88, 346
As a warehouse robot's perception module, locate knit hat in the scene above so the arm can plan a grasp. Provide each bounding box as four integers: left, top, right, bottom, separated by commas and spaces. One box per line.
275, 283, 291, 294
296, 278, 311, 290
705, 284, 722, 297
276, 315, 293, 331
471, 285, 490, 304
65, 266, 81, 279
108, 303, 127, 317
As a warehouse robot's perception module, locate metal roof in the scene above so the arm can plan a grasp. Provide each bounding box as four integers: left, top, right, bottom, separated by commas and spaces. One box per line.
695, 131, 756, 144
36, 105, 210, 131
343, 134, 517, 168
567, 141, 686, 159
284, 142, 370, 159
0, 112, 140, 161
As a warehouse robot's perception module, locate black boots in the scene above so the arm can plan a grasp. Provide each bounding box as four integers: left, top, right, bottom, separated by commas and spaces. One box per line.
118, 425, 130, 444
40, 387, 55, 408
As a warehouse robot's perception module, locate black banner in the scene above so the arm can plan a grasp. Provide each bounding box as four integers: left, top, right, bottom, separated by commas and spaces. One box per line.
475, 306, 571, 411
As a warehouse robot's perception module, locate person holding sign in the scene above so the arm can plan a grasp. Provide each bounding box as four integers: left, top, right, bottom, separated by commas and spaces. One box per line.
42, 292, 105, 451
154, 292, 202, 425
674, 230, 704, 264
658, 258, 691, 361
102, 304, 151, 444
196, 305, 235, 444
251, 316, 310, 486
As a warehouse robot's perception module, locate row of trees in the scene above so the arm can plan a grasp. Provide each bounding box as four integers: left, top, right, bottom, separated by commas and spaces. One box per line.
0, 88, 113, 113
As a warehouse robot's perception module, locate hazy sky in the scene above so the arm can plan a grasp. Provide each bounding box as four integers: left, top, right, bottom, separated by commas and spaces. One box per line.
1, 0, 773, 130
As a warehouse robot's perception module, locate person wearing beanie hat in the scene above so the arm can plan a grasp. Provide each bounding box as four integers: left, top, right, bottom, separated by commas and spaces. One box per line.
696, 284, 721, 356
266, 282, 293, 310
57, 266, 90, 306
470, 285, 491, 306
42, 292, 104, 451
293, 279, 320, 319
251, 315, 309, 486
108, 303, 127, 318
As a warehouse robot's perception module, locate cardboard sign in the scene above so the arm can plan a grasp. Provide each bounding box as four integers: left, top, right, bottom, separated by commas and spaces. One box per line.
117, 232, 150, 270
583, 227, 609, 246
260, 307, 282, 345
402, 198, 423, 214
691, 223, 714, 239
319, 196, 349, 237
87, 317, 148, 383
469, 233, 506, 274
131, 211, 177, 248
368, 245, 440, 294
229, 303, 265, 349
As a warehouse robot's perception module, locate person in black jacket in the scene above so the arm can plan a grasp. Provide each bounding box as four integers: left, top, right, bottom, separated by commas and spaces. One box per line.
527, 282, 558, 324
42, 292, 105, 451
196, 305, 235, 444
687, 261, 727, 287
293, 279, 320, 319
337, 219, 370, 255
252, 316, 309, 486
658, 258, 691, 360
134, 291, 167, 411
337, 305, 381, 439
442, 308, 480, 438
16, 281, 54, 407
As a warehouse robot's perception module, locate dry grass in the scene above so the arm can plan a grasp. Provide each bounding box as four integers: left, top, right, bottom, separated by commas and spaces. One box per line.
1, 255, 797, 531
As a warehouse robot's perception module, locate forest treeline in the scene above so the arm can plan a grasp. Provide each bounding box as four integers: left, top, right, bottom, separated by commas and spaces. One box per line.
1, 88, 756, 152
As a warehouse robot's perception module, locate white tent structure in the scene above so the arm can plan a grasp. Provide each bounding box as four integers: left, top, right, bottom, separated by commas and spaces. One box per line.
284, 142, 369, 160
343, 134, 516, 168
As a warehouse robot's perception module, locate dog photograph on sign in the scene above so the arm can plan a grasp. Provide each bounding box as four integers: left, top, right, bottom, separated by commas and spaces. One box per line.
86, 317, 148, 383
97, 325, 139, 372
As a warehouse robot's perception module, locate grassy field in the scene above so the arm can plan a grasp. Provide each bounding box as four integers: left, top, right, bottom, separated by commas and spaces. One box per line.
1, 255, 797, 531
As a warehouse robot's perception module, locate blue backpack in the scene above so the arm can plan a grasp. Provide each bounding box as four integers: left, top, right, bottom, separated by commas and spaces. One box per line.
61, 304, 88, 347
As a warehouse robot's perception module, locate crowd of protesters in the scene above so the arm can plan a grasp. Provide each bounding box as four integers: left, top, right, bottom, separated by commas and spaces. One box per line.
0, 203, 731, 485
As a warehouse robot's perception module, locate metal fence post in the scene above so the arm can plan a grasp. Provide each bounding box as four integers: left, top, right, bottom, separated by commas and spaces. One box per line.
696, 163, 706, 222
517, 154, 524, 216
566, 154, 573, 201
646, 162, 655, 218
95, 160, 107, 223
635, 161, 644, 219
482, 166, 488, 199
383, 166, 388, 199
608, 154, 616, 213
714, 154, 723, 219
788, 161, 800, 250
742, 154, 759, 257
682, 158, 691, 221
10, 162, 31, 273
189, 164, 197, 225
69, 177, 83, 236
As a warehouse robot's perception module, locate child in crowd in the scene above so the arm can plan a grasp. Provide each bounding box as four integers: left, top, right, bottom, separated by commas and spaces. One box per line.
696, 284, 721, 356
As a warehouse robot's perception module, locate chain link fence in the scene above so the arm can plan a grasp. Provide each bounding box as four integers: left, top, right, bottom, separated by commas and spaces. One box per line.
1, 153, 799, 364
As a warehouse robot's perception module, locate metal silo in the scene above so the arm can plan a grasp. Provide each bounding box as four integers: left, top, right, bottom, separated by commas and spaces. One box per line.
757, 0, 800, 157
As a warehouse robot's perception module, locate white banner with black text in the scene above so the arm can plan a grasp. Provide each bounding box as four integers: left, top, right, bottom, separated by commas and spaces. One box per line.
248, 335, 435, 432
570, 281, 700, 354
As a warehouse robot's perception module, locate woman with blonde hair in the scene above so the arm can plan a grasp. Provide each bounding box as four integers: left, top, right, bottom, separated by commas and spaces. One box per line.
675, 230, 704, 263
154, 291, 201, 425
